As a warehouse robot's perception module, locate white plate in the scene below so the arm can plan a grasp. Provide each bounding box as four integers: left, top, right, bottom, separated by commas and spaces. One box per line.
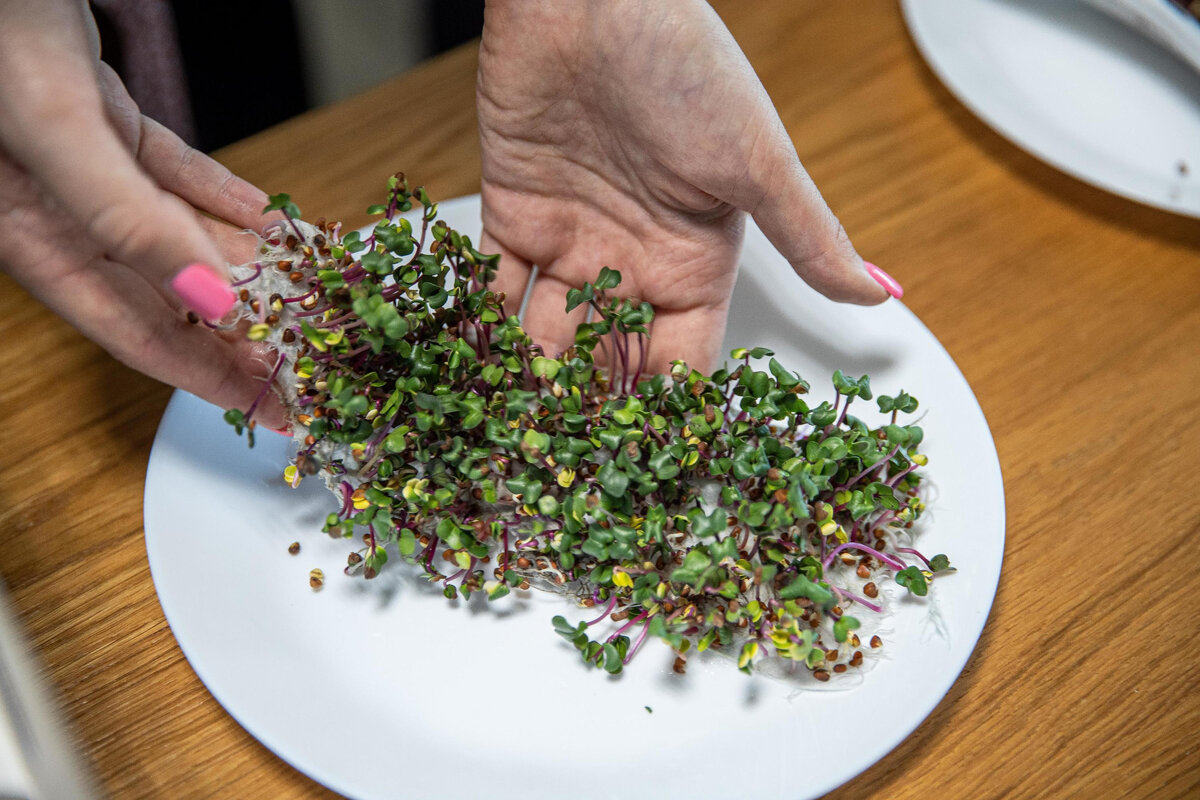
145, 195, 1005, 800
901, 0, 1200, 217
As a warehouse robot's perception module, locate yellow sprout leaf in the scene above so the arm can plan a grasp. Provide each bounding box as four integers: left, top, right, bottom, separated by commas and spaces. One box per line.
556, 467, 576, 488
612, 570, 633, 589
738, 641, 759, 670
283, 465, 302, 488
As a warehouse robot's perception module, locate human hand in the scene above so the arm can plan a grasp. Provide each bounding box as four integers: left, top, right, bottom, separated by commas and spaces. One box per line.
0, 0, 287, 427
477, 0, 900, 374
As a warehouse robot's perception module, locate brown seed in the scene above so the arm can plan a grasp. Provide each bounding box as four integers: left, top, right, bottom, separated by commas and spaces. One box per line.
249, 299, 261, 313
282, 329, 296, 343
850, 633, 861, 648
442, 550, 455, 563
812, 669, 830, 682
833, 664, 847, 674
516, 557, 532, 569
238, 289, 250, 302
832, 605, 843, 616
809, 618, 820, 628
347, 552, 362, 565
364, 566, 377, 580
288, 541, 301, 555
826, 648, 839, 661
672, 656, 688, 674
863, 582, 878, 598
309, 568, 325, 590
277, 259, 293, 272
301, 245, 314, 257
519, 581, 530, 590
870, 635, 882, 649
289, 271, 304, 283
856, 564, 871, 579
840, 553, 856, 566
285, 235, 298, 250
773, 489, 788, 504
850, 650, 864, 667
304, 435, 316, 446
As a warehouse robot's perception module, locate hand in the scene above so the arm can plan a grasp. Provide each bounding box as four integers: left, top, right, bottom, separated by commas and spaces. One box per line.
0, 1, 287, 427
477, 0, 897, 374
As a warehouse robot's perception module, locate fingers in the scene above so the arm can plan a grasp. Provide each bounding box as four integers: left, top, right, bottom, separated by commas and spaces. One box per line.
58, 262, 289, 429
519, 273, 590, 359
94, 63, 277, 234
0, 153, 286, 429
642, 307, 728, 375
11, 248, 288, 430
480, 227, 533, 319
0, 3, 231, 317
745, 155, 890, 306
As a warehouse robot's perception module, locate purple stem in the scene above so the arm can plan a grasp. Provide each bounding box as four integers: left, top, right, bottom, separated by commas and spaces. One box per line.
830, 584, 883, 614
245, 352, 286, 422
231, 263, 263, 286
624, 618, 653, 664
607, 610, 650, 643
587, 594, 618, 627
822, 542, 906, 572
895, 547, 932, 569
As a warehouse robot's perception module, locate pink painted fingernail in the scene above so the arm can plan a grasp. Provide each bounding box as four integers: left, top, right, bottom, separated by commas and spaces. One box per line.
267, 426, 292, 436
865, 261, 903, 299
171, 263, 236, 320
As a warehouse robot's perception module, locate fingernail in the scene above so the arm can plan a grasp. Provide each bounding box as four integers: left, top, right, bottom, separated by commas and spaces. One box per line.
865, 262, 903, 300
171, 263, 236, 320
267, 426, 292, 436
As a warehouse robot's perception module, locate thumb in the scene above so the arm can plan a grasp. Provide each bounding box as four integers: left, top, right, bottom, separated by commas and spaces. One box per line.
746, 152, 899, 305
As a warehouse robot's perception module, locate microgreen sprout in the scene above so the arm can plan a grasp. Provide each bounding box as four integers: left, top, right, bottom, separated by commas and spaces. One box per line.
223, 175, 950, 680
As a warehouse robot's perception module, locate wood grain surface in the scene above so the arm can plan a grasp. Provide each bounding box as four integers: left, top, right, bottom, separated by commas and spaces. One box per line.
1, 2, 1198, 798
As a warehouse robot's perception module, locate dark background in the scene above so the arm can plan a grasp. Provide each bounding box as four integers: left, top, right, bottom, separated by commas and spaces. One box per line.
94, 0, 485, 153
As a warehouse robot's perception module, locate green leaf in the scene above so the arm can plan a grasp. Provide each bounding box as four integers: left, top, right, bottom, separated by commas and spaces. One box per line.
602, 642, 623, 674
930, 554, 951, 572
834, 615, 860, 643
264, 192, 301, 220
596, 461, 629, 497
895, 565, 928, 596
594, 266, 622, 290
779, 574, 833, 607
689, 508, 727, 538
531, 356, 561, 381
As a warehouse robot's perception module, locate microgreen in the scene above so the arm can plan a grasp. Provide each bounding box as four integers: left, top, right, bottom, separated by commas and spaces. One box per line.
224, 175, 949, 680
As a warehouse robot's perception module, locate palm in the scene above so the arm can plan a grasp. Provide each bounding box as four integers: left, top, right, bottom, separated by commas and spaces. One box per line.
477, 1, 887, 374
477, 2, 785, 372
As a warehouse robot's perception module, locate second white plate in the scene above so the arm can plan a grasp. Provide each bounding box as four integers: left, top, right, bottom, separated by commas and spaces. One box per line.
902, 0, 1200, 217
145, 194, 1005, 800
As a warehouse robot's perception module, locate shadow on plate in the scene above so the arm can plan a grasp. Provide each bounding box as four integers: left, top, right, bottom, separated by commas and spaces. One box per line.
903, 2, 1200, 247
726, 265, 899, 379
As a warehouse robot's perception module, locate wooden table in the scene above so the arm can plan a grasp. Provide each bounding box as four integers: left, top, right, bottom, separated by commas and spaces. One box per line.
2, 2, 1197, 797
